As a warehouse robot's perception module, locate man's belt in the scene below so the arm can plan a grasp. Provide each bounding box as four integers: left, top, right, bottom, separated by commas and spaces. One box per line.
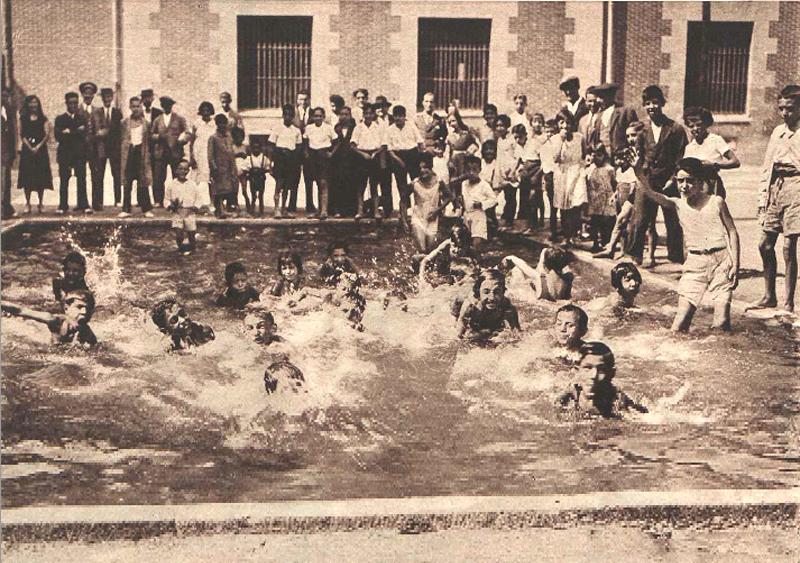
687, 246, 726, 255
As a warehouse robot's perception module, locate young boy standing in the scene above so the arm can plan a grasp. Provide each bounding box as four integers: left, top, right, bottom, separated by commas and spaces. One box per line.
462, 153, 498, 253
267, 104, 303, 218
386, 104, 425, 231
351, 103, 387, 220
165, 160, 200, 254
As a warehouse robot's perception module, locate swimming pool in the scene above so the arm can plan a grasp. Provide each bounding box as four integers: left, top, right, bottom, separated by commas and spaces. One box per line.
1, 223, 798, 508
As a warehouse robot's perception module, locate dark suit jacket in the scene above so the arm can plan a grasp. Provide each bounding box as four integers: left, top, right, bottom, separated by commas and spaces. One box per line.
92, 106, 123, 159
143, 106, 163, 124
331, 119, 356, 160
563, 98, 589, 130
292, 106, 312, 133
151, 111, 187, 161
54, 112, 89, 165
638, 117, 688, 190
414, 112, 446, 154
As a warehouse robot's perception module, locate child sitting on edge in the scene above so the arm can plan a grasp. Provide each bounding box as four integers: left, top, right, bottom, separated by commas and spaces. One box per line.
151, 297, 215, 351
410, 152, 453, 253
52, 251, 89, 303
165, 160, 200, 255
270, 251, 304, 298
455, 269, 520, 340
240, 140, 271, 217
640, 157, 740, 332
461, 152, 497, 254
245, 310, 284, 346
319, 241, 359, 286
416, 223, 480, 287
593, 149, 640, 260
682, 106, 740, 199
557, 341, 647, 418
553, 304, 588, 364
215, 261, 260, 310
2, 289, 97, 347
500, 246, 575, 301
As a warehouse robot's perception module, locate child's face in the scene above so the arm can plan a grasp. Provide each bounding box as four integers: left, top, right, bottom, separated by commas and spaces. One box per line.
447, 115, 458, 129
256, 318, 278, 341
419, 161, 433, 176
175, 162, 190, 181
282, 110, 294, 124
331, 247, 348, 266
626, 127, 639, 147
63, 295, 89, 324
618, 272, 641, 297
555, 310, 585, 348
164, 303, 190, 334
478, 279, 504, 310
338, 109, 352, 125
558, 120, 570, 134
433, 145, 445, 158
363, 108, 375, 124
495, 123, 508, 138
230, 272, 248, 292
467, 158, 483, 173
251, 144, 262, 156
483, 110, 497, 125
686, 118, 708, 142
592, 152, 605, 166
312, 110, 324, 125
544, 125, 557, 137
778, 97, 800, 127
395, 115, 406, 127
578, 353, 613, 388
482, 147, 496, 162
514, 98, 526, 112
220, 94, 231, 109
514, 132, 526, 146
675, 170, 704, 199
64, 260, 85, 282
532, 117, 544, 134
280, 260, 299, 280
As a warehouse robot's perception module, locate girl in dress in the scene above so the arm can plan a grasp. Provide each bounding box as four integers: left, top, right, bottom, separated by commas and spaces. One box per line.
552, 111, 585, 247
189, 101, 216, 213
585, 143, 617, 251
17, 95, 53, 213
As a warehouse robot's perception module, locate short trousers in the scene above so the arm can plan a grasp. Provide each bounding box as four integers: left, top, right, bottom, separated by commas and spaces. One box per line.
306, 148, 331, 182
677, 248, 733, 307
464, 209, 488, 240
762, 175, 800, 236
171, 210, 197, 232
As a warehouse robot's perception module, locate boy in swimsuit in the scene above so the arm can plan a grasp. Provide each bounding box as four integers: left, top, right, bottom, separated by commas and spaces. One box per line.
320, 241, 359, 286
52, 251, 89, 302
557, 341, 647, 418
270, 252, 304, 298
553, 303, 588, 364
500, 246, 575, 301
151, 297, 215, 350
2, 289, 97, 347
609, 261, 642, 310
456, 269, 520, 340
416, 223, 480, 287
215, 261, 260, 310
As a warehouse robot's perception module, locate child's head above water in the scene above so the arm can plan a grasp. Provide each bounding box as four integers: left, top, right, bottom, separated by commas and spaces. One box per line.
247, 310, 279, 344
224, 261, 249, 292
449, 223, 472, 256
62, 251, 87, 282
471, 269, 507, 310
555, 304, 588, 349
277, 252, 303, 281
577, 340, 616, 385
336, 271, 362, 297
62, 289, 95, 324
327, 241, 350, 265
151, 297, 190, 335
610, 262, 642, 298
542, 246, 574, 273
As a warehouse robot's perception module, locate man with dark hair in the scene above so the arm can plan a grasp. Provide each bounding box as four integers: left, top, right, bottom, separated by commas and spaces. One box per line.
578, 86, 599, 150
292, 88, 315, 214
559, 75, 588, 129
150, 96, 188, 207
592, 83, 637, 156
54, 92, 90, 213
352, 88, 369, 123
78, 81, 99, 209
625, 84, 687, 265
92, 87, 123, 209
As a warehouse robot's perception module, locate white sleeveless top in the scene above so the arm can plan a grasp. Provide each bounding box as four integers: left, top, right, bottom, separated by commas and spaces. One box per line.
675, 196, 727, 251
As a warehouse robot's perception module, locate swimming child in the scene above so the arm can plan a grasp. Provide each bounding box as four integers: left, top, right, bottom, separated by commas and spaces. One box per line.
165, 159, 201, 255
323, 271, 367, 331
416, 223, 480, 287
151, 297, 215, 351
264, 358, 305, 394
640, 157, 740, 332
52, 251, 89, 302
215, 261, 260, 310
270, 252, 304, 297
500, 246, 575, 301
553, 303, 588, 364
319, 241, 359, 286
2, 289, 97, 347
410, 152, 453, 252
609, 261, 642, 310
455, 269, 520, 340
245, 310, 284, 346
556, 341, 647, 418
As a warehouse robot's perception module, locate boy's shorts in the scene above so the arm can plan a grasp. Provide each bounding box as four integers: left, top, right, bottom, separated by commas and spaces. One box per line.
678, 248, 733, 307
171, 209, 197, 232
762, 176, 800, 236
464, 210, 488, 240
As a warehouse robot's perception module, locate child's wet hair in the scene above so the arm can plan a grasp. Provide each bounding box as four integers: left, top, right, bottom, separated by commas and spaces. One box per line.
556, 303, 588, 333
327, 241, 349, 256
610, 262, 642, 292
63, 251, 86, 271
224, 261, 247, 285
472, 269, 506, 299
449, 223, 472, 248
277, 251, 303, 275
542, 246, 574, 271
62, 289, 96, 321
259, 311, 276, 327
151, 297, 181, 332
579, 341, 616, 373
264, 359, 305, 394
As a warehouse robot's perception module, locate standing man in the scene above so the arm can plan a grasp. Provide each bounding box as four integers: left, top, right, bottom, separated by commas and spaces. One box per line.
218, 91, 243, 131
140, 88, 162, 124
751, 85, 800, 313
626, 85, 687, 265
510, 93, 533, 138
577, 86, 599, 148
54, 92, 90, 214
91, 87, 123, 210
2, 87, 17, 219
559, 76, 588, 129
118, 96, 154, 218
352, 88, 369, 123
414, 92, 446, 157
78, 82, 98, 205
292, 89, 314, 214
150, 96, 188, 207
592, 83, 637, 157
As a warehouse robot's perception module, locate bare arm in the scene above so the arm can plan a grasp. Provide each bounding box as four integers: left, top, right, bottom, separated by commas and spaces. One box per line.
716, 149, 740, 171
419, 239, 450, 285
2, 302, 55, 324
637, 173, 676, 209
502, 255, 537, 278
718, 197, 740, 288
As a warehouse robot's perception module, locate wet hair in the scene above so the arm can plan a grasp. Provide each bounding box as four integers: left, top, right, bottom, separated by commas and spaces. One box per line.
449, 223, 472, 248
472, 269, 506, 299
626, 121, 645, 134
496, 114, 511, 128
327, 241, 349, 256
511, 124, 528, 137
224, 261, 247, 285
642, 85, 666, 105
258, 311, 276, 328
277, 251, 303, 275
214, 113, 228, 126
578, 341, 616, 374
610, 262, 642, 292
197, 101, 215, 115
62, 289, 96, 321
151, 297, 181, 332
482, 103, 498, 115
63, 251, 87, 272
329, 94, 345, 111
392, 105, 407, 117
556, 304, 589, 333
542, 246, 573, 272
682, 106, 714, 127
264, 359, 305, 394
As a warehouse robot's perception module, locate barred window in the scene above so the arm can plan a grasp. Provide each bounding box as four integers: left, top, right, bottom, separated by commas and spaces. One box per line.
417, 18, 491, 110
237, 16, 312, 110
684, 21, 753, 115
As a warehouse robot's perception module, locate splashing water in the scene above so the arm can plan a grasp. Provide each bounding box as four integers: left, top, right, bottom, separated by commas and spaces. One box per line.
59, 225, 134, 303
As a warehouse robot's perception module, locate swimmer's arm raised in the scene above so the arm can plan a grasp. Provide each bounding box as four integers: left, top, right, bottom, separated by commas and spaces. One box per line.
1, 301, 54, 324
419, 240, 450, 285
502, 255, 536, 278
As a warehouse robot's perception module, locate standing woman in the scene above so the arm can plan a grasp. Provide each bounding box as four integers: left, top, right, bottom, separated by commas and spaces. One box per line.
189, 101, 216, 212
207, 113, 237, 218
17, 95, 54, 213
552, 111, 585, 246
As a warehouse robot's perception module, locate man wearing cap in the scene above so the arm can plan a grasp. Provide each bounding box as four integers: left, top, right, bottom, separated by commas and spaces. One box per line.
626, 85, 687, 265
54, 92, 90, 213
140, 89, 163, 124
91, 87, 123, 210
751, 84, 800, 313
291, 89, 314, 214
559, 76, 588, 128
592, 82, 637, 156
150, 96, 188, 207
78, 81, 99, 207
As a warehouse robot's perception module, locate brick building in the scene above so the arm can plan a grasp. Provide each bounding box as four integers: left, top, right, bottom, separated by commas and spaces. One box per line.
3, 1, 799, 161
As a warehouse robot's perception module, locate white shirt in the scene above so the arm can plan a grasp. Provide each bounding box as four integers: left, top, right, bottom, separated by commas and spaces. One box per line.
514, 140, 540, 162
165, 177, 200, 209
386, 122, 423, 151
296, 106, 309, 124
616, 166, 637, 184
304, 122, 337, 150
162, 111, 173, 128
83, 103, 93, 116
432, 156, 450, 184
143, 106, 154, 123
510, 111, 533, 137
566, 97, 584, 117
462, 179, 497, 212
684, 133, 731, 162
269, 122, 302, 150
601, 104, 615, 128
351, 121, 386, 150
651, 122, 662, 144
130, 123, 143, 146
539, 136, 557, 174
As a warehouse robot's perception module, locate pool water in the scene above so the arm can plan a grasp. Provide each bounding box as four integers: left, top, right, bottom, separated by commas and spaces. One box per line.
1, 224, 798, 508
